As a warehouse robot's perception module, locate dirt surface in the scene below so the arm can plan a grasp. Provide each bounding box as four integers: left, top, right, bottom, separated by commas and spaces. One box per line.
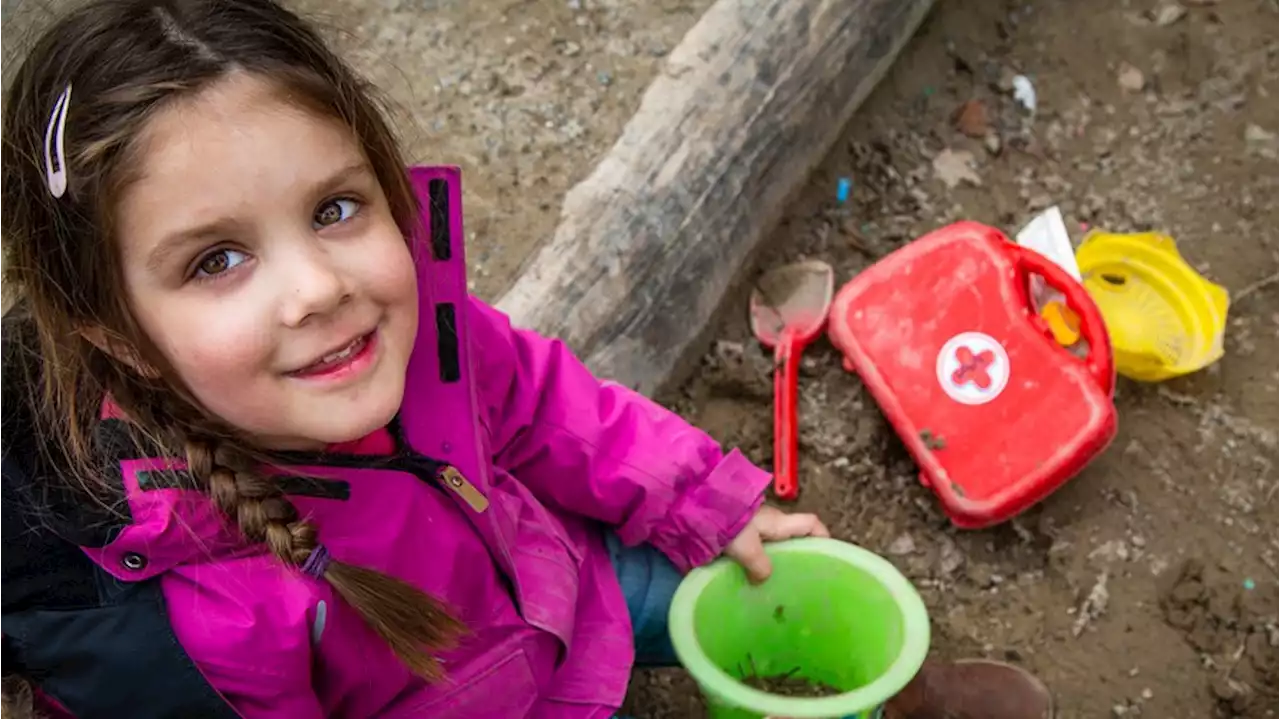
4, 0, 1277, 717
628, 1, 1280, 717
295, 0, 705, 301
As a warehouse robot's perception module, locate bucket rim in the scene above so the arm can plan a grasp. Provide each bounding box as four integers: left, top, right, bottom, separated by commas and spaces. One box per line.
667, 537, 931, 718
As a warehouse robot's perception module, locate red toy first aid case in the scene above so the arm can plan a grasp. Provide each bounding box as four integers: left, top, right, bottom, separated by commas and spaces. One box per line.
828, 222, 1117, 528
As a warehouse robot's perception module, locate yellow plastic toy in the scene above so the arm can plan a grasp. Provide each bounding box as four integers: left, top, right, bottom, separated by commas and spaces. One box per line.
1074, 231, 1229, 382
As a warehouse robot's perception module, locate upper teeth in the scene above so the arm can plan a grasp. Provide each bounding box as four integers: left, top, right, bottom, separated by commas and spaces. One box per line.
322, 338, 360, 364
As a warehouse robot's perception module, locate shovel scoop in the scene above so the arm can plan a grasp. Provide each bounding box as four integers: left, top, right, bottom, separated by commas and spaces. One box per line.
749, 260, 835, 501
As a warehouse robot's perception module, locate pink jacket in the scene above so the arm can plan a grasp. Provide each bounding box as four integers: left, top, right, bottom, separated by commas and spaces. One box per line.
71, 166, 771, 717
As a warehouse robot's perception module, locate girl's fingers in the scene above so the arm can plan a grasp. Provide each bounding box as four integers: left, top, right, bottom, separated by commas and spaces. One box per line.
731, 541, 774, 584
758, 512, 829, 541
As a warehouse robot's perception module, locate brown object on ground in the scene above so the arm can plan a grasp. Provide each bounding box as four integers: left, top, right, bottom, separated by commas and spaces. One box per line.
883, 659, 1053, 719
952, 99, 989, 138
496, 0, 937, 396
740, 673, 842, 698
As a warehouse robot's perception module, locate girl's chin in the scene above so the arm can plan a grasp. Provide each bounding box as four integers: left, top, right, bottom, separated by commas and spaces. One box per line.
246, 391, 405, 451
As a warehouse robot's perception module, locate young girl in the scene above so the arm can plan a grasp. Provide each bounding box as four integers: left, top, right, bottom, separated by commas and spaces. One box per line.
0, 1, 1053, 717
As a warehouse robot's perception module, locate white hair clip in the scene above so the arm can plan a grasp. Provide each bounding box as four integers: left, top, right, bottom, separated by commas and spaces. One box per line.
44, 84, 72, 198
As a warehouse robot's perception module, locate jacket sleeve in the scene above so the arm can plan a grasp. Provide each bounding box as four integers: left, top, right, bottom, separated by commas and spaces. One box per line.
468, 298, 771, 573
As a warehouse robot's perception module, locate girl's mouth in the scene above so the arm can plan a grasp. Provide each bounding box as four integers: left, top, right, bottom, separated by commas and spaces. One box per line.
289, 331, 378, 380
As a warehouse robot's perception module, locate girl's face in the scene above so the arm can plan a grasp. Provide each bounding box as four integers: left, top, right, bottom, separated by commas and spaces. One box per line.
114, 73, 419, 450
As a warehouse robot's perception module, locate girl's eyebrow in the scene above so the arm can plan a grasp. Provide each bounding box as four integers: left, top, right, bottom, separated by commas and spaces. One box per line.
146, 219, 241, 273
312, 160, 374, 197
143, 161, 374, 273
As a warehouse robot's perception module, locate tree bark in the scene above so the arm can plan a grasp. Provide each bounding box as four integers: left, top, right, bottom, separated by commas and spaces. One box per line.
496, 0, 936, 396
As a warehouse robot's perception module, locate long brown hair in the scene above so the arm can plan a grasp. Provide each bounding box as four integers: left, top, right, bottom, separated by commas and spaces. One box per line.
1, 0, 463, 685
0, 677, 37, 719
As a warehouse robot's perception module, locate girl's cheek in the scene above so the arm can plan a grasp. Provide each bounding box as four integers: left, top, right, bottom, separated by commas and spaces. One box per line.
364, 232, 417, 297
156, 302, 277, 386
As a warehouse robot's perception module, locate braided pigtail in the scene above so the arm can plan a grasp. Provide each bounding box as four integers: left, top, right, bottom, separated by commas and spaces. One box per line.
0, 677, 40, 719
184, 438, 466, 681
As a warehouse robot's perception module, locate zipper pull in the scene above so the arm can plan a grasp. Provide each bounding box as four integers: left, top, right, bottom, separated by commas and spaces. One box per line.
438, 466, 489, 513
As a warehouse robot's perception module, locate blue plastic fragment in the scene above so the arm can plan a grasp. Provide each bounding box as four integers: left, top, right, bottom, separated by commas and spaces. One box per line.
836, 177, 852, 203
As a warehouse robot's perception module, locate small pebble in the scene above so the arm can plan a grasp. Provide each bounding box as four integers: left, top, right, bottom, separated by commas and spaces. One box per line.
713, 340, 745, 361
1141, 688, 1154, 700
1245, 124, 1278, 159
1153, 3, 1187, 25
887, 533, 917, 556
1117, 63, 1145, 92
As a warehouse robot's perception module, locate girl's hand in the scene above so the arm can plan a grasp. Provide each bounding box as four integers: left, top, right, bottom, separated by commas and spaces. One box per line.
724, 505, 829, 583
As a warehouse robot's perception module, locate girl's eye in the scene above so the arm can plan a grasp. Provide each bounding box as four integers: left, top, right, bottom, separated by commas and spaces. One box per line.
313, 198, 360, 229
194, 248, 249, 278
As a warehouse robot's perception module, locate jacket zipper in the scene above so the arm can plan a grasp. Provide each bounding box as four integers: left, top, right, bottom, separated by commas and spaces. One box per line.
272, 440, 488, 514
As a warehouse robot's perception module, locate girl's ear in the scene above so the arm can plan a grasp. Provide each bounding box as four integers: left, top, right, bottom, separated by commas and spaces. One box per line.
79, 326, 161, 378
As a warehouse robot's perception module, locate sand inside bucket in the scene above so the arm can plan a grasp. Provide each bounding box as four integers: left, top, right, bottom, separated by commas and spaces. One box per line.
740, 672, 842, 698
736, 653, 843, 698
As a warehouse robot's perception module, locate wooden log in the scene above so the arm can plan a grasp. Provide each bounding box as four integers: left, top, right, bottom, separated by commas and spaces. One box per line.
496, 0, 936, 396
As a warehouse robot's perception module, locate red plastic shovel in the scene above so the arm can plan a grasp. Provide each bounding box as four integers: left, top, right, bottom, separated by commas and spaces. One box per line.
748, 260, 835, 501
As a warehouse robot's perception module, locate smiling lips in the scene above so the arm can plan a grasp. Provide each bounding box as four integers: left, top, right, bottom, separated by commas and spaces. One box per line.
289, 331, 377, 379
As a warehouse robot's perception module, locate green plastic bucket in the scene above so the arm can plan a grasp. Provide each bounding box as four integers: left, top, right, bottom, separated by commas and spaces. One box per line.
668, 538, 930, 719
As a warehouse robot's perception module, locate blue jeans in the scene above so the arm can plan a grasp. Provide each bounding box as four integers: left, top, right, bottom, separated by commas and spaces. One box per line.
606, 533, 681, 668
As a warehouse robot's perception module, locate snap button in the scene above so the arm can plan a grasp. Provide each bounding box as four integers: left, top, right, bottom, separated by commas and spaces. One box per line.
121, 552, 147, 571
440, 441, 452, 453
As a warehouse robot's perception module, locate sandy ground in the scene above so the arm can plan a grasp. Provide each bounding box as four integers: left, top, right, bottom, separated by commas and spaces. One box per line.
296, 0, 708, 301
4, 0, 1278, 717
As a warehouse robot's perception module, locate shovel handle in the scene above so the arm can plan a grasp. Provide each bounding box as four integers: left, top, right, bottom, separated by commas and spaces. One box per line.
772, 333, 801, 501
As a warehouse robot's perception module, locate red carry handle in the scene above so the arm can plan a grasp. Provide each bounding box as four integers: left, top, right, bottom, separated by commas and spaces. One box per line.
1009, 244, 1114, 392
772, 331, 801, 501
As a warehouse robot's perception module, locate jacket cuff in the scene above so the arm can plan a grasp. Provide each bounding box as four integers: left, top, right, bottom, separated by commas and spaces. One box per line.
645, 449, 771, 573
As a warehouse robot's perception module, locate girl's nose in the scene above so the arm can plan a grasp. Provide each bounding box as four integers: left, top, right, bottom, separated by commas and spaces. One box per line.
280, 245, 351, 327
